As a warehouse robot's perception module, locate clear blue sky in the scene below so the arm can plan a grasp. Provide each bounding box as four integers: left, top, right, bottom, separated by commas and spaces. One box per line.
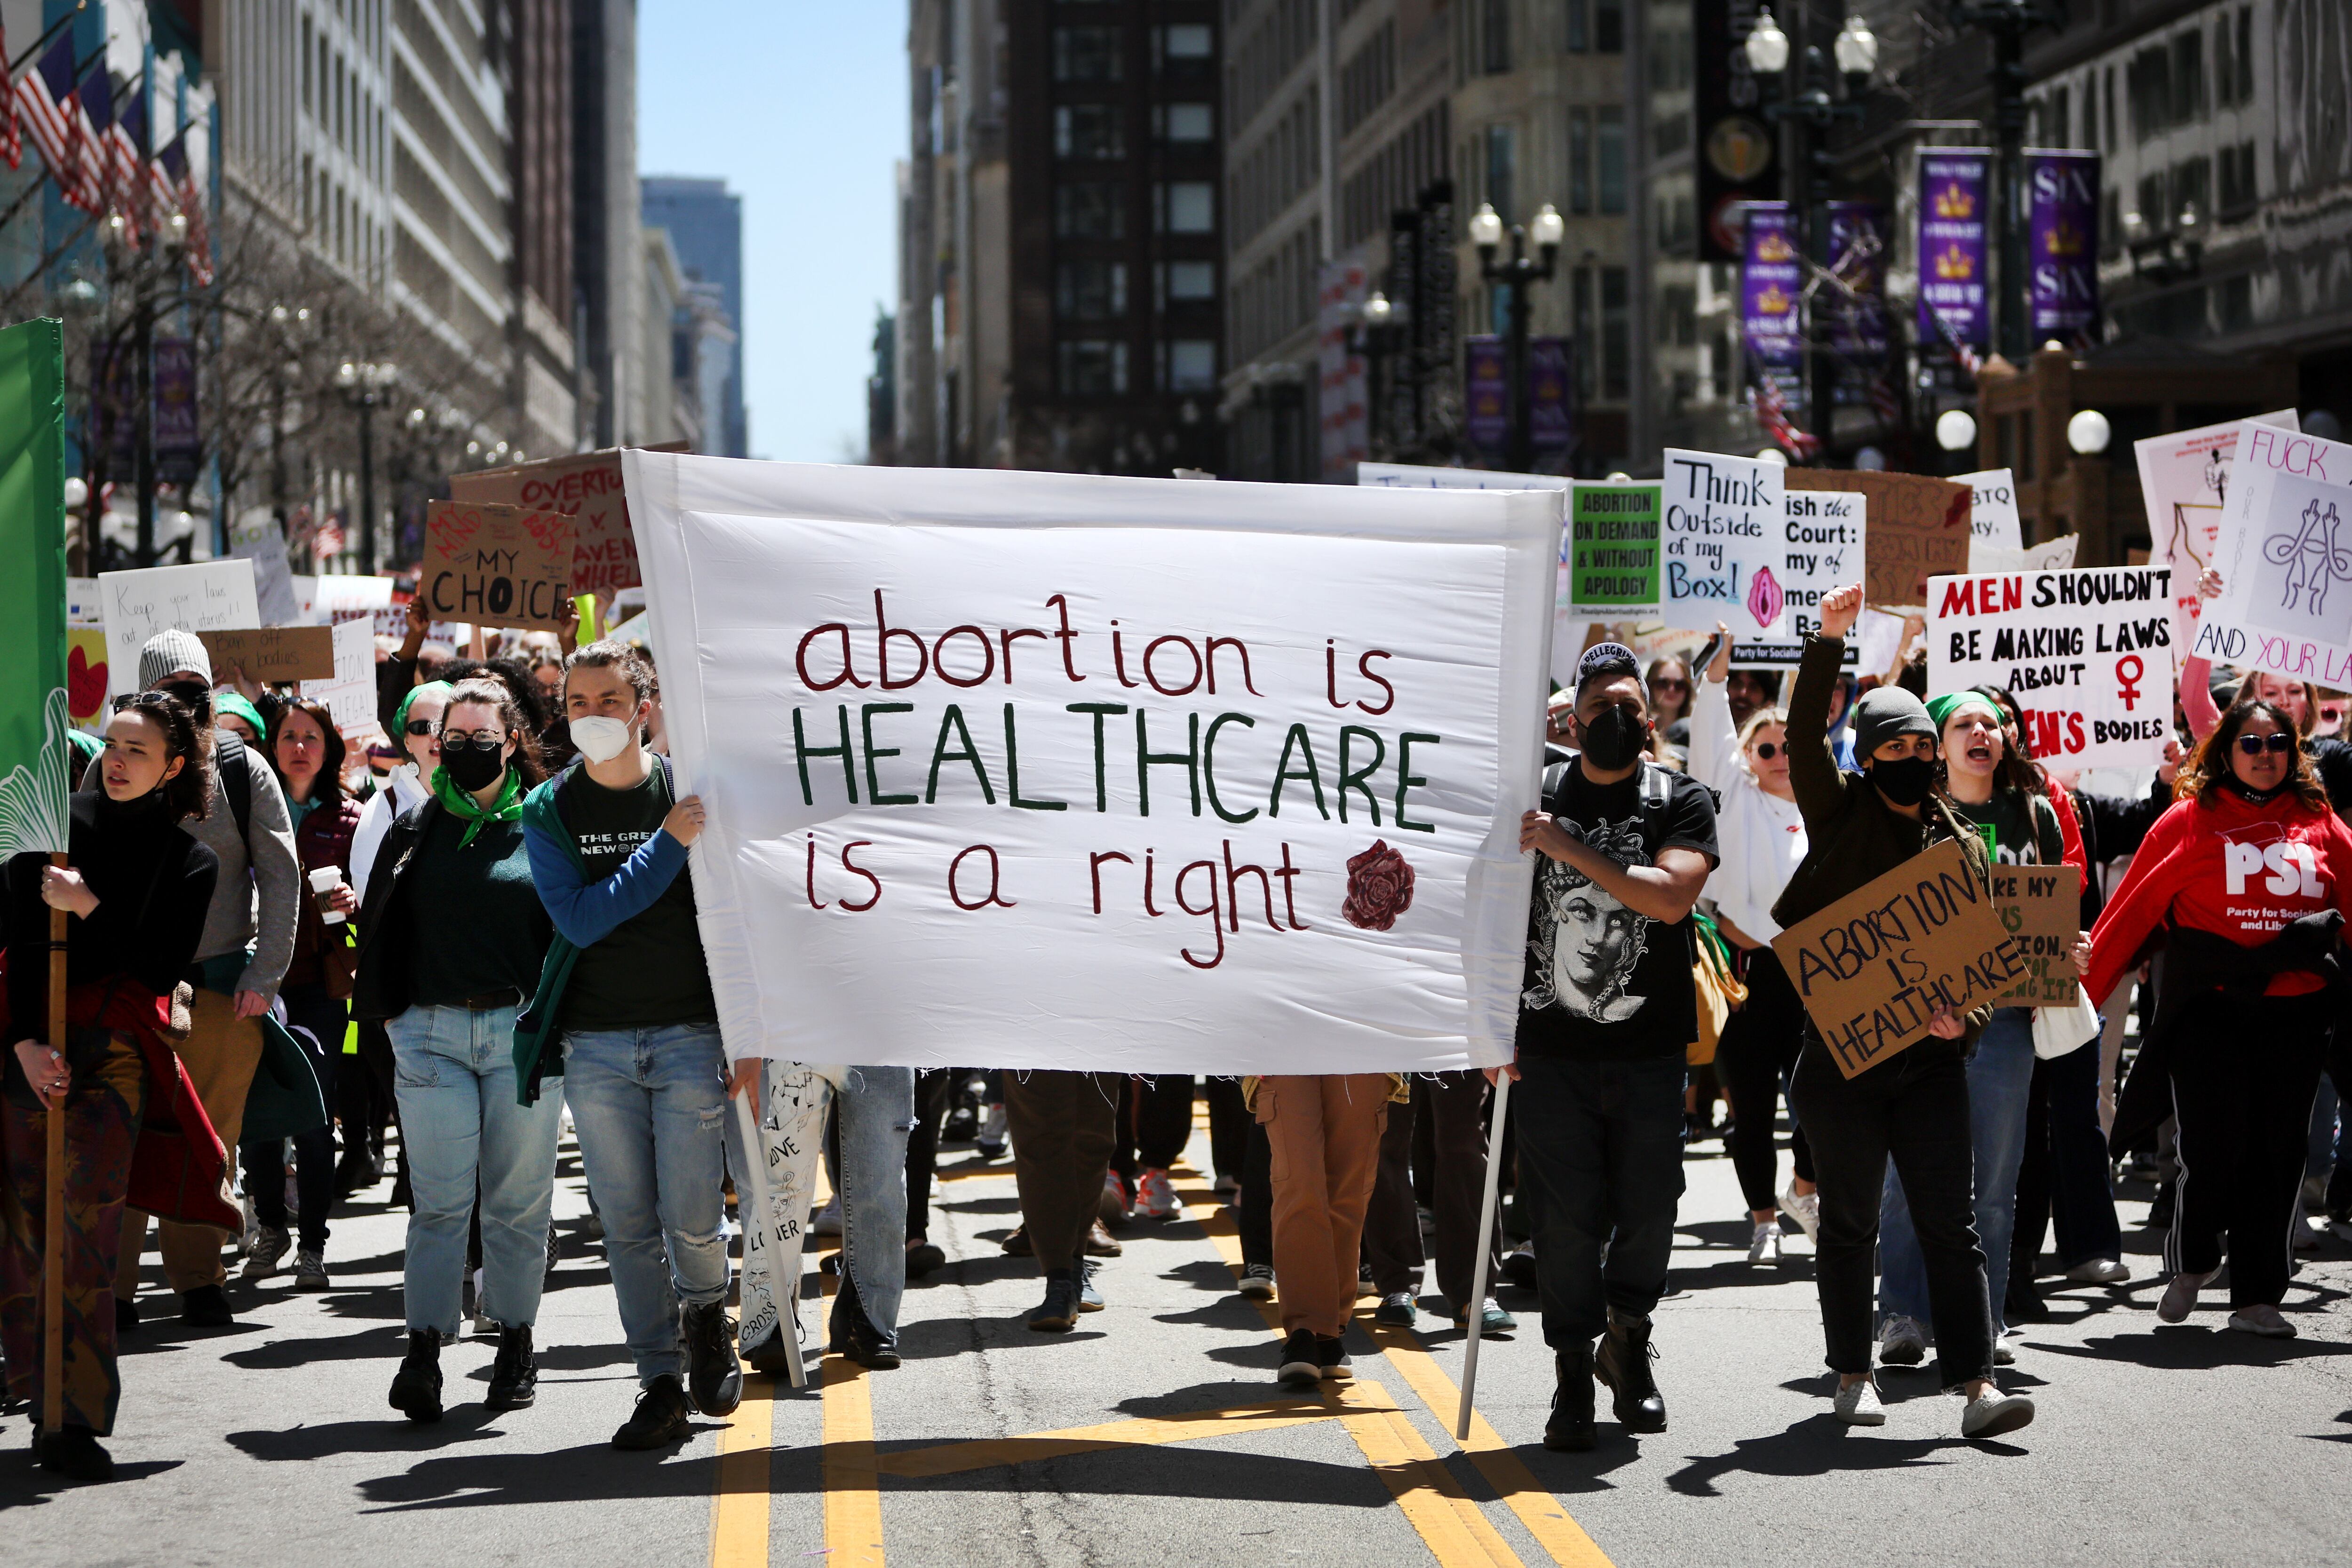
637, 3, 908, 462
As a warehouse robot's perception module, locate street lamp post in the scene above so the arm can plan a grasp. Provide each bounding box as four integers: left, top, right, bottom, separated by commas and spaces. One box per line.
1469, 201, 1565, 473
336, 360, 399, 576
1745, 9, 1877, 448
1945, 0, 2066, 362
1345, 292, 1411, 460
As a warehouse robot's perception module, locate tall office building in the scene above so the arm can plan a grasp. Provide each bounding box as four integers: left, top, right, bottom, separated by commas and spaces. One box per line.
898, 0, 1225, 475
642, 175, 748, 458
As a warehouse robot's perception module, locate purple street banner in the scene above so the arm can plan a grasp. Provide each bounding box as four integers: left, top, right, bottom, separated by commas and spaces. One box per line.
2028, 150, 2100, 342
89, 342, 136, 473
1741, 202, 1803, 396
1529, 336, 1573, 463
153, 336, 200, 487
1465, 336, 1508, 454
1917, 148, 1991, 350
1826, 201, 1888, 362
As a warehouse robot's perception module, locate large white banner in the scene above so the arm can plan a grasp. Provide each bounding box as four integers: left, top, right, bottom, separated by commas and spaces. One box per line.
1930, 565, 2174, 769
2189, 423, 2352, 683
629, 455, 1560, 1074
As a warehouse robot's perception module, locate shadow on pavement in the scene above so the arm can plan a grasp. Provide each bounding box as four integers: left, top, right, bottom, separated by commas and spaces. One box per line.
2032, 1328, 2352, 1370
225, 1324, 401, 1370
1666, 1414, 1955, 1496
894, 1316, 1109, 1360
354, 1435, 734, 1511
228, 1408, 509, 1463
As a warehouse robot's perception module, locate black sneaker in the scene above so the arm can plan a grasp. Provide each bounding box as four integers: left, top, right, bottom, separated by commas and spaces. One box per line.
388, 1328, 444, 1423
829, 1306, 902, 1371
1594, 1309, 1667, 1434
612, 1374, 693, 1449
1277, 1329, 1320, 1388
1545, 1347, 1597, 1451
682, 1300, 743, 1417
180, 1283, 233, 1327
485, 1324, 538, 1410
113, 1296, 139, 1333
1076, 1259, 1105, 1313
906, 1238, 946, 1278
1315, 1334, 1352, 1382
34, 1426, 113, 1484
1027, 1271, 1081, 1332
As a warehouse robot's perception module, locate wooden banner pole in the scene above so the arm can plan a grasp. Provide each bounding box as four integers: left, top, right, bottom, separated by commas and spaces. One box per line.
1455, 1069, 1512, 1441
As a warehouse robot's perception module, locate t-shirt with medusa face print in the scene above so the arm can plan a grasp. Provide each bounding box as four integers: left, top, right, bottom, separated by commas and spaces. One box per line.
1517, 758, 1719, 1062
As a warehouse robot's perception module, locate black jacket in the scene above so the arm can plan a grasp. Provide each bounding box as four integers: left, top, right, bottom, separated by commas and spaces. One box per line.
350, 797, 443, 1024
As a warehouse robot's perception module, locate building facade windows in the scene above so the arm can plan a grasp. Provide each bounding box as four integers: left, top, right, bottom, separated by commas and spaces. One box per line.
1165, 339, 1217, 390
1161, 102, 1215, 143
1056, 104, 1126, 160
1056, 182, 1128, 238
1057, 261, 1129, 321
1161, 260, 1217, 304
1160, 180, 1216, 233
1569, 109, 1592, 214
1485, 122, 1516, 222
1597, 106, 1626, 214
1059, 339, 1130, 395
1054, 26, 1124, 83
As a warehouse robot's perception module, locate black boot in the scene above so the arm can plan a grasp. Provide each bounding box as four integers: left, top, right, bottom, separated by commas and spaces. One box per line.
34, 1425, 114, 1483
828, 1274, 902, 1370
1544, 1346, 1597, 1451
388, 1328, 444, 1423
485, 1324, 538, 1410
612, 1374, 693, 1449
1594, 1308, 1667, 1434
1028, 1270, 1081, 1332
743, 1320, 797, 1378
682, 1300, 744, 1417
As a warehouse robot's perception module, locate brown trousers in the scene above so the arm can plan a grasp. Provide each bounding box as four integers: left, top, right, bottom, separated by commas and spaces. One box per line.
1258, 1074, 1390, 1338
1005, 1070, 1120, 1275
116, 989, 263, 1297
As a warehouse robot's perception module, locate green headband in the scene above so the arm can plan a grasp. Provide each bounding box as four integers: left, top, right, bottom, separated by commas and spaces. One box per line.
1925, 692, 2003, 732
214, 692, 267, 739
393, 680, 455, 738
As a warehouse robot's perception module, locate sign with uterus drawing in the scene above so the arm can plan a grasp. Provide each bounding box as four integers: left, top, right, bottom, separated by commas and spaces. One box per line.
2191, 422, 2352, 685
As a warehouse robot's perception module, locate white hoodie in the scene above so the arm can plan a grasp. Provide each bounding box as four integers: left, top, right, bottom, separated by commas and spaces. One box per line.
349, 764, 433, 905
1692, 676, 1807, 943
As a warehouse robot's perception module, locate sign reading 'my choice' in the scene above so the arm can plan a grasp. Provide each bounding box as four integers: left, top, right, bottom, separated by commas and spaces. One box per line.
1772, 839, 2026, 1079
420, 501, 576, 630
452, 447, 658, 601
626, 455, 1559, 1075
1929, 565, 2174, 770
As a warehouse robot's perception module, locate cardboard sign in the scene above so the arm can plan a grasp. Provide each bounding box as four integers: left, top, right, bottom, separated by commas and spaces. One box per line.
1929, 565, 2174, 769
2135, 410, 2299, 658
97, 559, 261, 694
452, 448, 645, 598
1958, 468, 2022, 560
1990, 864, 2080, 1006
1771, 838, 2028, 1079
198, 625, 337, 683
1787, 469, 1971, 607
420, 501, 575, 630
1564, 482, 1663, 617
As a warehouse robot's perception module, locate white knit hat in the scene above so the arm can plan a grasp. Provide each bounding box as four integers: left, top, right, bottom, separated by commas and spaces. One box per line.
138, 629, 213, 690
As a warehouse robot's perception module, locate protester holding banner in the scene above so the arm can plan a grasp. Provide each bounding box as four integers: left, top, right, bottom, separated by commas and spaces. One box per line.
1871, 689, 2079, 1369
1507, 642, 1717, 1450
109, 632, 301, 1332
353, 678, 561, 1421
1779, 587, 2035, 1439
519, 640, 741, 1449
3, 692, 222, 1483
240, 698, 362, 1291
2086, 697, 2352, 1338
1690, 624, 1818, 1265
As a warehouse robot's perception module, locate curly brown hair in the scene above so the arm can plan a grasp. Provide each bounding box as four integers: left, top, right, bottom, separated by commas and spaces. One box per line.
2178, 698, 2329, 812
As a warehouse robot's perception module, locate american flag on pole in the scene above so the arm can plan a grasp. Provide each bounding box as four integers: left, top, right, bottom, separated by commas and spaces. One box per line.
161, 136, 211, 286
14, 37, 79, 197
110, 91, 149, 247
0, 24, 19, 171
75, 64, 120, 229
1750, 377, 1821, 462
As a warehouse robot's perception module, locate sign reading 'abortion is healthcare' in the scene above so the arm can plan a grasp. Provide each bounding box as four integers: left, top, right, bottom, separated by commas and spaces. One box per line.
627, 455, 1558, 1076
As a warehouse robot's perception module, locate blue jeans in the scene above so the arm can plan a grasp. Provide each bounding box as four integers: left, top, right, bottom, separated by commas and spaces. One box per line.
1512, 1054, 1687, 1346
386, 1004, 564, 1337
563, 1022, 730, 1383
732, 1065, 914, 1353
1878, 1008, 2034, 1340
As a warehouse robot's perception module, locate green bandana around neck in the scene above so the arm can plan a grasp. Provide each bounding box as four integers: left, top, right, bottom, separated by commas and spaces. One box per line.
430, 762, 524, 846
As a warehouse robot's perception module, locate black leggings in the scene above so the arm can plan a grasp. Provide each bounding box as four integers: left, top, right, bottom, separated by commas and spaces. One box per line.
1714, 947, 1814, 1212
905, 1067, 956, 1240
240, 985, 344, 1252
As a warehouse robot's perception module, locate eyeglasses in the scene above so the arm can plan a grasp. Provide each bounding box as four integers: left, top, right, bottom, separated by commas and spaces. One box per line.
439, 732, 508, 753
1652, 678, 1689, 692
1749, 741, 1781, 760
404, 719, 436, 736
2235, 732, 2296, 756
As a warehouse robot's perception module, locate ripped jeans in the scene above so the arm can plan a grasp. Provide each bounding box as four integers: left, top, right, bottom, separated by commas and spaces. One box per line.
562, 1023, 731, 1384
733, 1065, 914, 1356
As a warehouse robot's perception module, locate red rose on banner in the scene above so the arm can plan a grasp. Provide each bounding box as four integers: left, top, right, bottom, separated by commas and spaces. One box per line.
1342, 840, 1416, 931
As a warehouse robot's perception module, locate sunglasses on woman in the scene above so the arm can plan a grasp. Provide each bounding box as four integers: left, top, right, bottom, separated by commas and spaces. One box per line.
2235, 732, 2296, 756
1748, 741, 1781, 760
405, 718, 436, 736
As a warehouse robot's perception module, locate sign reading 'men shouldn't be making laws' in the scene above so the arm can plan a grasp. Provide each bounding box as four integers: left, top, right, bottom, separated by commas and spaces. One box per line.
1928, 565, 2174, 771
1771, 839, 2026, 1079
626, 454, 1559, 1077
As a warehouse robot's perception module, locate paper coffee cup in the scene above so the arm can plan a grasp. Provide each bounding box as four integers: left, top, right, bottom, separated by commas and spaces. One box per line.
310, 866, 347, 924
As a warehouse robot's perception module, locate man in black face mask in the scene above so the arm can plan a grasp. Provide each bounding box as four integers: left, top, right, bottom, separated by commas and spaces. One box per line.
1499, 642, 1718, 1451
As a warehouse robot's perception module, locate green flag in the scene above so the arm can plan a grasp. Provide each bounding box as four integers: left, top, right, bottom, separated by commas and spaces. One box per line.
0, 317, 70, 861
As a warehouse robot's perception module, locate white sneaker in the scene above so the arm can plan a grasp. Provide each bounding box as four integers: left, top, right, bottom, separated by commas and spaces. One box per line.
1960, 1388, 2035, 1441
812, 1195, 843, 1237
2226, 1304, 2296, 1338
1993, 1342, 2016, 1366
1100, 1172, 1132, 1226
1746, 1220, 1781, 1265
2063, 1257, 2130, 1285
977, 1104, 1008, 1158
1135, 1167, 1184, 1220
1878, 1314, 1927, 1366
2158, 1268, 2213, 1323
1778, 1182, 1821, 1243
1833, 1377, 1885, 1425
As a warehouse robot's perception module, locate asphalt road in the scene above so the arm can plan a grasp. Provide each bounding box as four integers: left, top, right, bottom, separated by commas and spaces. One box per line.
5, 1106, 2349, 1568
